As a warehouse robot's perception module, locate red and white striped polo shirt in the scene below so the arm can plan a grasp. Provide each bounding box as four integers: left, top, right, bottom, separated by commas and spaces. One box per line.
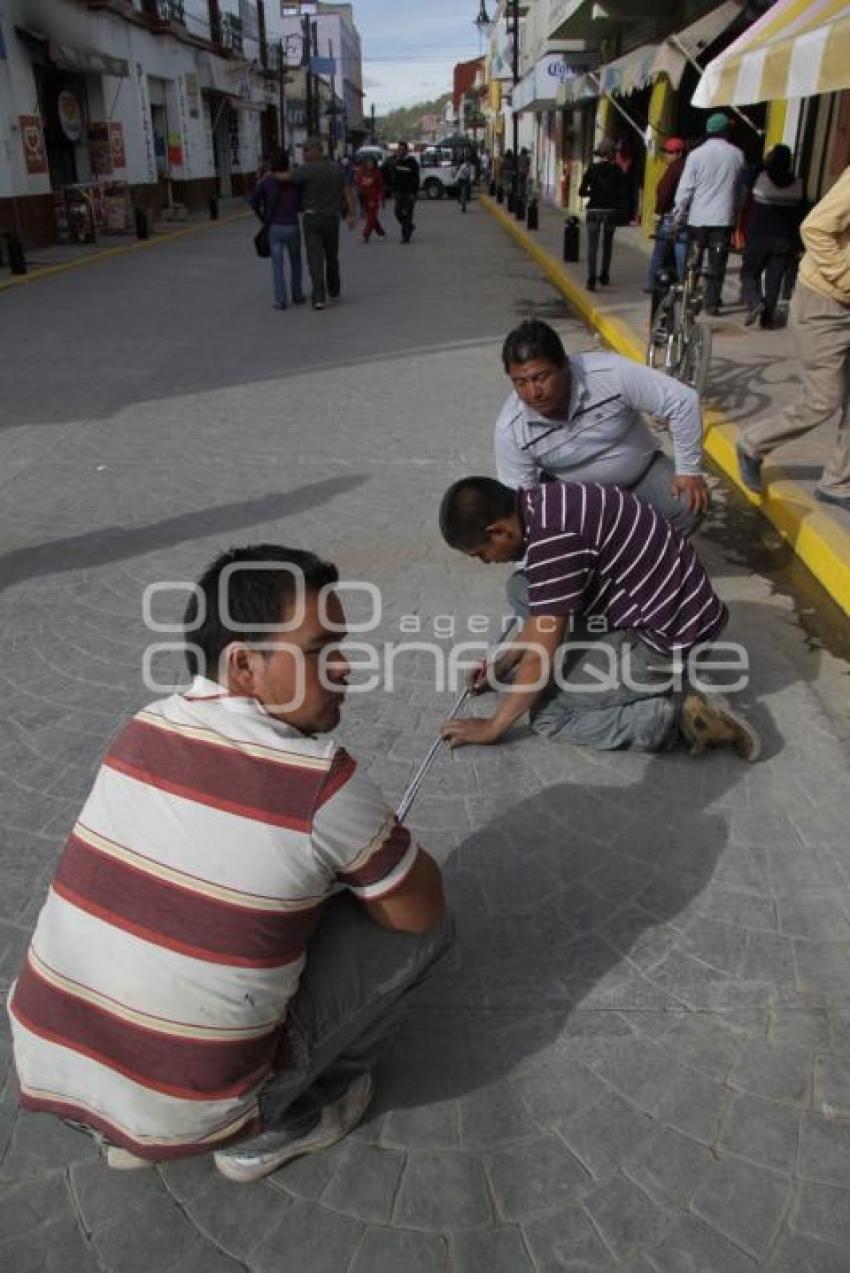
9, 677, 417, 1160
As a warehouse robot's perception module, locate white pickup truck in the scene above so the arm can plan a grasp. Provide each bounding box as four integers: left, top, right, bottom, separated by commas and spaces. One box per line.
419, 148, 459, 200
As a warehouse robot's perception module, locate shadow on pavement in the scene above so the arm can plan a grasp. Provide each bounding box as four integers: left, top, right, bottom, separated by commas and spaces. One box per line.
0, 475, 368, 593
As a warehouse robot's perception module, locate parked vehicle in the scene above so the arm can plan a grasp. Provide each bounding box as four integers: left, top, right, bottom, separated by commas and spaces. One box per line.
420, 150, 458, 200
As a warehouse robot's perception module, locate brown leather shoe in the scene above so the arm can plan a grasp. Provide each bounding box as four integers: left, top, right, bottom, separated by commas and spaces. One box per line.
680, 691, 761, 761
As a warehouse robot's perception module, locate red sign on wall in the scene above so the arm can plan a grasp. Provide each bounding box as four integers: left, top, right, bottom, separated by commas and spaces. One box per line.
20, 115, 48, 175
109, 121, 126, 170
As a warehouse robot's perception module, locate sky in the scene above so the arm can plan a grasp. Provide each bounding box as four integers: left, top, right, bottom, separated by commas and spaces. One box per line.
352, 0, 486, 115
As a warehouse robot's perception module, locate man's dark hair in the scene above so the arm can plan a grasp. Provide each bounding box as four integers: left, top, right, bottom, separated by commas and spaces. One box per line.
270, 147, 290, 172
185, 544, 338, 677
501, 320, 567, 372
439, 477, 516, 550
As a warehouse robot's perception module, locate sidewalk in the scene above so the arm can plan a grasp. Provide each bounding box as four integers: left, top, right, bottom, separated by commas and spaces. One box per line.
0, 196, 250, 291
482, 195, 850, 617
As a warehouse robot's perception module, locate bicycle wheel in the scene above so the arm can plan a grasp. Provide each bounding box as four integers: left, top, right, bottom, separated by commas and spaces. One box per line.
681, 320, 713, 395
646, 295, 673, 371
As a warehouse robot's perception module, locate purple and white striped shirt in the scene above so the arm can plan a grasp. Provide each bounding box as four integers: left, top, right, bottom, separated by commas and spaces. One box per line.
520, 482, 727, 656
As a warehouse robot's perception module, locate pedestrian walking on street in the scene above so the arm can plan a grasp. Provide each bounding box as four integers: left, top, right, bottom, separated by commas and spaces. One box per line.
673, 113, 745, 315
493, 319, 710, 537
392, 141, 420, 244
356, 156, 386, 242
455, 156, 474, 211
438, 478, 760, 759
501, 149, 516, 199
737, 165, 850, 511
281, 136, 356, 310
579, 138, 629, 291
646, 137, 688, 291
517, 148, 531, 201
7, 546, 451, 1179
249, 148, 305, 310
740, 145, 805, 328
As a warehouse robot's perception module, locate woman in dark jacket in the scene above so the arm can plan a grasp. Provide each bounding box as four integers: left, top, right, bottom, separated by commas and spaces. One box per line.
579, 138, 629, 291
741, 145, 805, 328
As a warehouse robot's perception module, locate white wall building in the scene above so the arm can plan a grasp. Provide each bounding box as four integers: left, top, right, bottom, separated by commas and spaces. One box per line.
0, 0, 285, 245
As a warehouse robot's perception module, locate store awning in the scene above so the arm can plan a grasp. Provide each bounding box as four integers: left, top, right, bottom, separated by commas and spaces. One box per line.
514, 51, 598, 111
48, 42, 129, 78
596, 1, 744, 96
693, 0, 850, 106
198, 53, 253, 98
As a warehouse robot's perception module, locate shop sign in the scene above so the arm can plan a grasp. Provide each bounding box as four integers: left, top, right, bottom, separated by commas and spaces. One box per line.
109, 121, 126, 169
88, 122, 112, 175
20, 114, 48, 174
58, 90, 84, 142
167, 131, 184, 167
184, 72, 200, 119
489, 19, 515, 81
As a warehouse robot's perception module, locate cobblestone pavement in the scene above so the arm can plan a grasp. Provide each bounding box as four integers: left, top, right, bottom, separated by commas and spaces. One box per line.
2, 198, 850, 1272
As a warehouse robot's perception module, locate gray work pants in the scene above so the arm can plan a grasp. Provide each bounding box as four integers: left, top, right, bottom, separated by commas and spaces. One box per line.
629, 452, 703, 538
741, 281, 850, 497
254, 895, 453, 1134
506, 573, 680, 753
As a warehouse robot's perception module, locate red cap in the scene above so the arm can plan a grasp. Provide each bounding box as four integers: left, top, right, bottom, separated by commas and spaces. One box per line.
664, 137, 685, 154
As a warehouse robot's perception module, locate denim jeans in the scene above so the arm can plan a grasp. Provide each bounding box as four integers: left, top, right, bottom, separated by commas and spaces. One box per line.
269, 223, 304, 306
585, 209, 618, 282
505, 572, 680, 753
647, 213, 687, 289
303, 213, 341, 304
686, 226, 732, 310
252, 895, 454, 1134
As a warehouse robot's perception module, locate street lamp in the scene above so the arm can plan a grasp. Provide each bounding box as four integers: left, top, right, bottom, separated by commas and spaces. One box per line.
473, 1, 492, 29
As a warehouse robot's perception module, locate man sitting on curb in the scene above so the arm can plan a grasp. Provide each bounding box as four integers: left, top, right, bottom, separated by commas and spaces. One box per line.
494, 320, 710, 539
8, 545, 451, 1183
439, 477, 760, 760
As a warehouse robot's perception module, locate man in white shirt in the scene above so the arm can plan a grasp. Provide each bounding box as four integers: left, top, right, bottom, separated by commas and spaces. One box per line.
674, 114, 745, 314
493, 319, 710, 537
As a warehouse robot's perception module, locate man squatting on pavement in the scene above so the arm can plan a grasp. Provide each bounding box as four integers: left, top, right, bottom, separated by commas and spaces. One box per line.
8, 547, 452, 1183
495, 320, 710, 538
439, 477, 760, 760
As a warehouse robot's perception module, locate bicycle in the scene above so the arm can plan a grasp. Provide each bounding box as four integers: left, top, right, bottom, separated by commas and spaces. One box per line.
646, 233, 713, 396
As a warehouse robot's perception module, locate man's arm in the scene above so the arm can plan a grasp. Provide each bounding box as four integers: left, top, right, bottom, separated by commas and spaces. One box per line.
441, 614, 567, 748
800, 168, 850, 298
494, 407, 540, 489
614, 357, 710, 513
673, 153, 697, 224
363, 848, 444, 933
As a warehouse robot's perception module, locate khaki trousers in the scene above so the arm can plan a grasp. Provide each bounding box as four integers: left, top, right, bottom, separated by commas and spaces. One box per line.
742, 281, 850, 496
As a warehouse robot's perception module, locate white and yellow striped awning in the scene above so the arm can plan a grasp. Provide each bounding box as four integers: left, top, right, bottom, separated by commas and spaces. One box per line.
693, 0, 850, 107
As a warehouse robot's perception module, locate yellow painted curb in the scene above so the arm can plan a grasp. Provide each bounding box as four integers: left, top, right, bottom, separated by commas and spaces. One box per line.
482, 195, 850, 616
0, 210, 251, 293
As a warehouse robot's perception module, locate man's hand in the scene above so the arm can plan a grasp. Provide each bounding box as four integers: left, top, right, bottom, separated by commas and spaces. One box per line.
671, 474, 711, 514
440, 716, 502, 749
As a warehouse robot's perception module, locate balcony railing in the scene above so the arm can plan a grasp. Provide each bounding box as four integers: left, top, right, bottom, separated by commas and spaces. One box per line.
221, 12, 244, 53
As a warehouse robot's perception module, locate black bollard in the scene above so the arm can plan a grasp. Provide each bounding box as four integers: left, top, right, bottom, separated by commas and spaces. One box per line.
489, 180, 496, 197
209, 195, 219, 221
134, 206, 149, 240
496, 184, 504, 204
514, 196, 526, 222
5, 231, 27, 275
526, 197, 539, 231
563, 215, 580, 262
506, 189, 515, 213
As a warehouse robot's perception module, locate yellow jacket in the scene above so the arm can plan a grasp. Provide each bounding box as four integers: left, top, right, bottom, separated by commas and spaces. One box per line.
799, 165, 850, 305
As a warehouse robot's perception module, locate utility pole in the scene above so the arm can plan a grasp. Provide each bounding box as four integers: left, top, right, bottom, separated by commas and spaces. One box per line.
370, 102, 376, 144
511, 0, 519, 163
302, 13, 313, 138
327, 39, 336, 159
278, 39, 286, 150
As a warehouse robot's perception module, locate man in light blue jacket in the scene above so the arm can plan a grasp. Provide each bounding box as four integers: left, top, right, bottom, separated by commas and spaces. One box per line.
674, 114, 745, 314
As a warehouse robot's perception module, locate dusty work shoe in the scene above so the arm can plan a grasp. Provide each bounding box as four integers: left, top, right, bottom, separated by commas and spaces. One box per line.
214, 1073, 374, 1184
735, 442, 764, 494
815, 489, 850, 511
680, 691, 761, 761
104, 1145, 157, 1170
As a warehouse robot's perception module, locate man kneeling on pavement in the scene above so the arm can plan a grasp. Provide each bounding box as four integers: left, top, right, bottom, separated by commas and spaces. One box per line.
8, 546, 451, 1183
439, 477, 760, 760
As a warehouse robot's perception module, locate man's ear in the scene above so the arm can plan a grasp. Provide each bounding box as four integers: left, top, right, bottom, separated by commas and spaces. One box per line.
485, 519, 513, 542
222, 642, 259, 696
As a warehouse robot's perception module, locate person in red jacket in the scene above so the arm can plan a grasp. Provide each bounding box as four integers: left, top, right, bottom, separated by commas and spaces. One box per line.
356, 156, 386, 243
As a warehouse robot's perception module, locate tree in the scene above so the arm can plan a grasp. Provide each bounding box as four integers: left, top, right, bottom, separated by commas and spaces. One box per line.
375, 93, 452, 144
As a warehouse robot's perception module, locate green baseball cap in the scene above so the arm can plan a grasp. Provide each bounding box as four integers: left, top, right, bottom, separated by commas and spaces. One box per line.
706, 113, 730, 135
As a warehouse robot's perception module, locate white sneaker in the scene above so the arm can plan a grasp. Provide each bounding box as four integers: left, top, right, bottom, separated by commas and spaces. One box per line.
214, 1073, 374, 1184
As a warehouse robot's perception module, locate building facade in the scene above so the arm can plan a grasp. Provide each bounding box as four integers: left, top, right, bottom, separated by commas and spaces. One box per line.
277, 1, 364, 150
